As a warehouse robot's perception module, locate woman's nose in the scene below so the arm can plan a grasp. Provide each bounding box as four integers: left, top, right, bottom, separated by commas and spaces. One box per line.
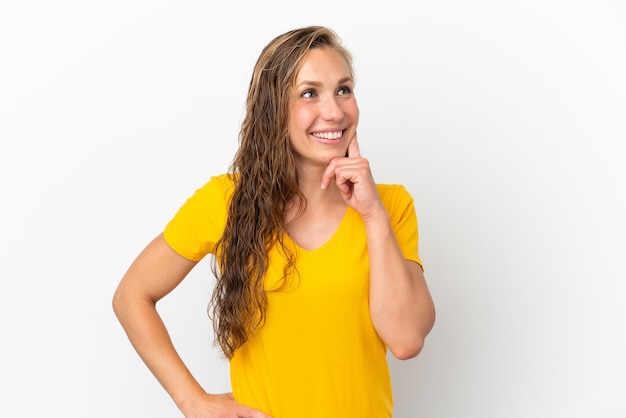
320, 96, 344, 121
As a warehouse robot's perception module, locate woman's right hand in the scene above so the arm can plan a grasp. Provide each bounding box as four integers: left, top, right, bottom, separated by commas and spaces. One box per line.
182, 392, 272, 418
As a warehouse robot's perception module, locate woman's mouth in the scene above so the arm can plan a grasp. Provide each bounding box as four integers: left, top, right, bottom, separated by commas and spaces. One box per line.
311, 130, 344, 141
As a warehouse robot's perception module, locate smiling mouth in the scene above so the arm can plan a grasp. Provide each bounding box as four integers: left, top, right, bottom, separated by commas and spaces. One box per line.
311, 130, 344, 140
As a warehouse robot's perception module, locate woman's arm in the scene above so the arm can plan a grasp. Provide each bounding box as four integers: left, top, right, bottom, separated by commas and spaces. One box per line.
112, 233, 271, 417
363, 214, 435, 359
322, 137, 435, 359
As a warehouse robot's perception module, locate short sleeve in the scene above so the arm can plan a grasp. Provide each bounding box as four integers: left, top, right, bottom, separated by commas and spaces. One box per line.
378, 184, 422, 269
163, 174, 234, 261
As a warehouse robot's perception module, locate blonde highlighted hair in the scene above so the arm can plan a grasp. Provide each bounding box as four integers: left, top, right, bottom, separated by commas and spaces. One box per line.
210, 26, 354, 359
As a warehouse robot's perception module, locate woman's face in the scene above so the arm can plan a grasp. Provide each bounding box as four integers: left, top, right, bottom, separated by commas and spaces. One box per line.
288, 47, 359, 171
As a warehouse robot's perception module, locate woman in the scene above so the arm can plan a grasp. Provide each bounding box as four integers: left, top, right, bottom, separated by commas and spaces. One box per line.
113, 26, 435, 418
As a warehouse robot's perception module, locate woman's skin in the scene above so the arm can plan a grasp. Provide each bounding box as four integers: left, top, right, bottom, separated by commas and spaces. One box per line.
113, 46, 434, 418
286, 47, 435, 360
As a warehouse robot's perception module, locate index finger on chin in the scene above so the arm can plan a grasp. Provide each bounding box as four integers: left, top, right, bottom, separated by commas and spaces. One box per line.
347, 133, 360, 158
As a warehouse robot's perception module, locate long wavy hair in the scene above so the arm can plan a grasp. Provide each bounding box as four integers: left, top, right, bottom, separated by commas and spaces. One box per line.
209, 26, 354, 359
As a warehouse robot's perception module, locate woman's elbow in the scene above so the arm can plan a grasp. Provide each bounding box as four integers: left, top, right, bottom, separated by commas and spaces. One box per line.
111, 286, 126, 320
389, 315, 436, 360
111, 285, 139, 322
389, 336, 425, 360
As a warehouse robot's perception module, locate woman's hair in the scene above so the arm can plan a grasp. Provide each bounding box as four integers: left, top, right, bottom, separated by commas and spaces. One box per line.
210, 26, 354, 359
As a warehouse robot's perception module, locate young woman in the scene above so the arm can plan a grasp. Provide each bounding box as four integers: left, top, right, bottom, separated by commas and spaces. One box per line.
113, 26, 435, 418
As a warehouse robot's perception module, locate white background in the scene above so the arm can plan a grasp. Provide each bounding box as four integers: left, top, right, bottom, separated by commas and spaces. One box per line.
1, 1, 625, 417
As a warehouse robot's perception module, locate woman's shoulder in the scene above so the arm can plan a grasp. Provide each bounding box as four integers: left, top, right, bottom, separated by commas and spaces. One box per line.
376, 183, 416, 218
195, 172, 237, 195
208, 172, 236, 186
173, 173, 237, 210
376, 183, 413, 201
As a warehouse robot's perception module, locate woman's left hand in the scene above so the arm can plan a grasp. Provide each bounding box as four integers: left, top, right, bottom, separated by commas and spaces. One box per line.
321, 134, 385, 222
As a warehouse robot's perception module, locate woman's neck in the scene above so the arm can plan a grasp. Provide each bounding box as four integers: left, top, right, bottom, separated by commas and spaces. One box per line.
296, 166, 341, 203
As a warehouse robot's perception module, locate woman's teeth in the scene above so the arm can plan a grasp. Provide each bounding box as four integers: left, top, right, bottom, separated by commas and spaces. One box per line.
312, 131, 343, 140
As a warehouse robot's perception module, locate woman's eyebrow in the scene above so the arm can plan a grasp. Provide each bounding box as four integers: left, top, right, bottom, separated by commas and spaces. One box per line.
296, 77, 353, 88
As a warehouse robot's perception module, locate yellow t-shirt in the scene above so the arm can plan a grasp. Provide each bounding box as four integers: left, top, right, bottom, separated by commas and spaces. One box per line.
163, 173, 422, 418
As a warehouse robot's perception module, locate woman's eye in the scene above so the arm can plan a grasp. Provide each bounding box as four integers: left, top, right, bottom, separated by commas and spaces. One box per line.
338, 86, 353, 95
301, 89, 317, 98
